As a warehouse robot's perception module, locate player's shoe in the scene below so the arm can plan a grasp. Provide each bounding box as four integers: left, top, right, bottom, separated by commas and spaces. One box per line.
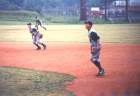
96, 69, 105, 77
43, 44, 46, 50
43, 26, 47, 30
44, 27, 47, 30
36, 47, 41, 50
41, 44, 46, 50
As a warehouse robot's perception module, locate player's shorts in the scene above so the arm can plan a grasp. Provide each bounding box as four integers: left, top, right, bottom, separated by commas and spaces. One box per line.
91, 48, 100, 61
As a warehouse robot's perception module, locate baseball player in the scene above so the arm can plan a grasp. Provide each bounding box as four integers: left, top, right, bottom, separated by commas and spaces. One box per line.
85, 21, 105, 76
27, 23, 46, 50
35, 16, 47, 30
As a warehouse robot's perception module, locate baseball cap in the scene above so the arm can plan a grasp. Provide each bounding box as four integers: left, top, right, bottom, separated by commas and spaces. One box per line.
84, 21, 93, 26
27, 23, 32, 25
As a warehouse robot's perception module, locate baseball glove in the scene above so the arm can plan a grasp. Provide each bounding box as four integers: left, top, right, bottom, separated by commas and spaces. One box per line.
39, 34, 43, 39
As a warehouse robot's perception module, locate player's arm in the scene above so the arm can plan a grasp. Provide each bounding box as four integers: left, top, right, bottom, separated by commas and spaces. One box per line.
90, 32, 101, 53
91, 46, 96, 53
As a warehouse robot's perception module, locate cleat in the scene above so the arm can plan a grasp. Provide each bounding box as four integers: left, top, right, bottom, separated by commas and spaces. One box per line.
96, 69, 105, 77
42, 44, 46, 50
36, 47, 41, 50
43, 45, 46, 50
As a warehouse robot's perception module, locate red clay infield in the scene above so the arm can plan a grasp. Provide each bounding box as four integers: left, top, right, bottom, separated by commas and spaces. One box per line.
0, 42, 140, 96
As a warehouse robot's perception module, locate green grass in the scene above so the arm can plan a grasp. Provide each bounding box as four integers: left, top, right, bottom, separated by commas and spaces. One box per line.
0, 66, 75, 96
0, 24, 140, 43
0, 10, 43, 25
46, 16, 80, 24
1, 10, 139, 24
0, 10, 81, 25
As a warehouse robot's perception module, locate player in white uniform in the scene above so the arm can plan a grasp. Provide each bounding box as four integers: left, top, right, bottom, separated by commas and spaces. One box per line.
85, 21, 105, 76
27, 23, 46, 50
35, 16, 46, 30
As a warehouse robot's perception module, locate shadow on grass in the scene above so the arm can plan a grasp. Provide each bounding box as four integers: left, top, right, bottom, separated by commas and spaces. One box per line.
0, 66, 75, 96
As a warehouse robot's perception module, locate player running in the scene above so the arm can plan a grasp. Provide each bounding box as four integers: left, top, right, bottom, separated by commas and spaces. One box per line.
35, 16, 47, 30
27, 23, 46, 50
85, 21, 105, 76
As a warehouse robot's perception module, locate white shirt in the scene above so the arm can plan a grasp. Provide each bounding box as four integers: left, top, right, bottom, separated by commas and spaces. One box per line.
88, 28, 96, 36
88, 28, 102, 48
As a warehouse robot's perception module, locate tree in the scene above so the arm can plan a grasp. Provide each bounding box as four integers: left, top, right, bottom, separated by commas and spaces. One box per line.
125, 0, 129, 22
23, 0, 43, 14
0, 0, 10, 10
80, 0, 87, 21
104, 0, 108, 20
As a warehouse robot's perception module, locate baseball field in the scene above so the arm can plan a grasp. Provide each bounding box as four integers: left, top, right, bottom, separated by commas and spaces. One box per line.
0, 24, 140, 96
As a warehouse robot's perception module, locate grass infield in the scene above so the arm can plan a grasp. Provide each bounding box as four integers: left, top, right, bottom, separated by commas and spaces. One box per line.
0, 67, 75, 96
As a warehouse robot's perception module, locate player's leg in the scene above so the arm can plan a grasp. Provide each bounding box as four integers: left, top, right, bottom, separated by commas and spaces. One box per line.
34, 43, 41, 50
33, 35, 41, 50
91, 49, 104, 76
40, 23, 47, 30
91, 59, 104, 76
39, 42, 46, 50
36, 34, 46, 50
35, 23, 39, 30
38, 39, 46, 50
91, 59, 102, 71
42, 26, 47, 30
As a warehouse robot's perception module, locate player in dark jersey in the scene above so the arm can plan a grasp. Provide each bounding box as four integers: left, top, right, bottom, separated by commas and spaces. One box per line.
85, 21, 105, 76
35, 16, 47, 30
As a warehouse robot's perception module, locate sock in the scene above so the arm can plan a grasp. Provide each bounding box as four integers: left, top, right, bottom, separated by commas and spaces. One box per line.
40, 43, 46, 47
34, 43, 41, 49
39, 43, 46, 49
91, 59, 103, 71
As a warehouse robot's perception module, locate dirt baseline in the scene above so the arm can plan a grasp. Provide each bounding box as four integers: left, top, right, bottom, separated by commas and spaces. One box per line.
0, 42, 140, 96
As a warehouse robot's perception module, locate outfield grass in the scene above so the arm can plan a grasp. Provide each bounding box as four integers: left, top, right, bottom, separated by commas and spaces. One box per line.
0, 24, 140, 43
0, 10, 114, 24
0, 10, 43, 25
0, 10, 80, 25
0, 67, 75, 96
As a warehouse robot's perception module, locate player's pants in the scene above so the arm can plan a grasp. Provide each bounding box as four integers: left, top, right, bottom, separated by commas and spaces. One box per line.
35, 23, 41, 30
32, 34, 41, 45
91, 48, 100, 62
